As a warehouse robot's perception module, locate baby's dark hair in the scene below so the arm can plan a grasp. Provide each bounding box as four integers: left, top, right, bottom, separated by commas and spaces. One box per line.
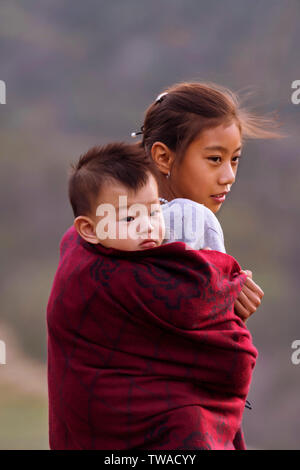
68, 142, 157, 217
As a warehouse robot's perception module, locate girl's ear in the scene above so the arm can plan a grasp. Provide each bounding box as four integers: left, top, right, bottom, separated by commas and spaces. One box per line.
74, 216, 99, 244
151, 142, 175, 176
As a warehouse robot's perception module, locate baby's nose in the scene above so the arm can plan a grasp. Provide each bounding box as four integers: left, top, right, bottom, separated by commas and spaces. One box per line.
140, 216, 154, 234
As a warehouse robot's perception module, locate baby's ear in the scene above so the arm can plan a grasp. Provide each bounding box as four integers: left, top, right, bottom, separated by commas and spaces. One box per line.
74, 216, 99, 244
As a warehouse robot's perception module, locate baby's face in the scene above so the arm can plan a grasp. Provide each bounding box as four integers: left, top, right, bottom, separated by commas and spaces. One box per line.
91, 173, 165, 251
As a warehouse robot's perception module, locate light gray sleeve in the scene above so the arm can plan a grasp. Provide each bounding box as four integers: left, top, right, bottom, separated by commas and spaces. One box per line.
203, 215, 226, 253
161, 198, 226, 253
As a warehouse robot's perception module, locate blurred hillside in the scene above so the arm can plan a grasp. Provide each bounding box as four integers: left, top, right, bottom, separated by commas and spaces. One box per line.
0, 0, 300, 449
0, 323, 47, 449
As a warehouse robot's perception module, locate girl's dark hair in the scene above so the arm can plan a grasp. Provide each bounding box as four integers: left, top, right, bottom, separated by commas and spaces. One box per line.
142, 82, 280, 163
69, 142, 157, 217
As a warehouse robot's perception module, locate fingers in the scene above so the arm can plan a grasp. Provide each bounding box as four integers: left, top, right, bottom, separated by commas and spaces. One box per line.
235, 270, 264, 322
240, 284, 263, 308
237, 289, 260, 315
202, 247, 212, 250
234, 299, 250, 322
234, 280, 264, 322
241, 269, 264, 297
243, 277, 264, 298
241, 269, 252, 279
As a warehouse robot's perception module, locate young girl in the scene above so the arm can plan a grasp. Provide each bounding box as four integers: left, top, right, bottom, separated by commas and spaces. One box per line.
134, 81, 279, 321
48, 142, 257, 451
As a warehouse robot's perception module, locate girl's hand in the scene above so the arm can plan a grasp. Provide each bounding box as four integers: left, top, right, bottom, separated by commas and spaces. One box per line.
202, 249, 264, 322
234, 270, 264, 322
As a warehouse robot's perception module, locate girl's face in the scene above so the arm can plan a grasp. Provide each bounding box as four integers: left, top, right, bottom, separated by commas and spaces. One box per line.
170, 122, 242, 213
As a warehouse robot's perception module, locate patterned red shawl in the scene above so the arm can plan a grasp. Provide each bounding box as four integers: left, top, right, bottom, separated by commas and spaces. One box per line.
47, 226, 257, 450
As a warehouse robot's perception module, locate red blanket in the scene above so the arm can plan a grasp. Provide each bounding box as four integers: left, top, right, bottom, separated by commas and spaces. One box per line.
47, 226, 257, 450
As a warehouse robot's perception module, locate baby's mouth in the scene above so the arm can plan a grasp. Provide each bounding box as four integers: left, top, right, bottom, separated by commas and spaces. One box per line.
139, 239, 158, 249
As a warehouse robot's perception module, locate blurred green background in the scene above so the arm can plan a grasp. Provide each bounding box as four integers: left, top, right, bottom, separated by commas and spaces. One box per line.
0, 0, 300, 449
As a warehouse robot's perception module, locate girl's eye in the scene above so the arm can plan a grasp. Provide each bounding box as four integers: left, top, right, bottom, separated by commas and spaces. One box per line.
232, 155, 241, 164
208, 156, 221, 163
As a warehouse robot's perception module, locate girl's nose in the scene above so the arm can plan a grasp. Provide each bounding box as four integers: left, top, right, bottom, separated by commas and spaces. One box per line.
218, 163, 236, 186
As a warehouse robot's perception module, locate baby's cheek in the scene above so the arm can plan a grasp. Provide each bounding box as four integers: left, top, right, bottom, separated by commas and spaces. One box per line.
117, 238, 139, 251
116, 221, 129, 240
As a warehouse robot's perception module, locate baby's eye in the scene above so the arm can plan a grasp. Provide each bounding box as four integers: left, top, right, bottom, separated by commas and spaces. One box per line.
150, 210, 160, 217
120, 216, 135, 222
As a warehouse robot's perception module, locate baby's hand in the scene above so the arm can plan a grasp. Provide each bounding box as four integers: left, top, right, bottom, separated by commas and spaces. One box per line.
234, 270, 264, 322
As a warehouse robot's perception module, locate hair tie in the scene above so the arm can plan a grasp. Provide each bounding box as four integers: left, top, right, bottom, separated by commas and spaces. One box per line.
155, 92, 168, 104
131, 125, 144, 138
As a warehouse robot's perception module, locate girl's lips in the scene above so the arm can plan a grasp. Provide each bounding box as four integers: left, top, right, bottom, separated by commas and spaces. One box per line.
210, 192, 228, 203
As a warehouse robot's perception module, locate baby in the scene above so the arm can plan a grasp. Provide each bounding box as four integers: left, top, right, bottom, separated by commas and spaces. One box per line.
69, 142, 225, 252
